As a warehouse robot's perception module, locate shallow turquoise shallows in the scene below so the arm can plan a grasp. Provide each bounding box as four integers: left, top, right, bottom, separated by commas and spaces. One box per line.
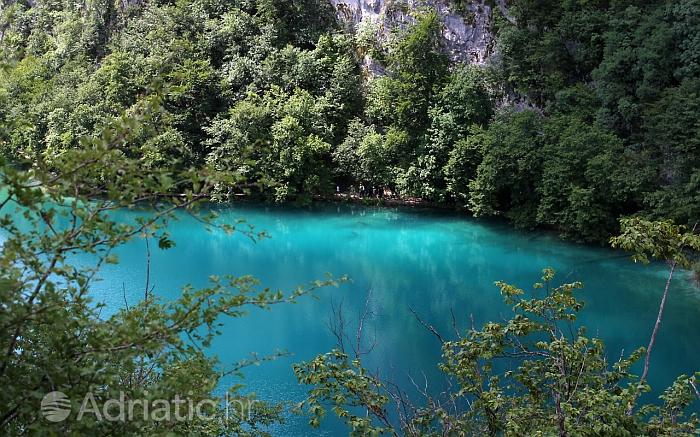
81, 203, 698, 435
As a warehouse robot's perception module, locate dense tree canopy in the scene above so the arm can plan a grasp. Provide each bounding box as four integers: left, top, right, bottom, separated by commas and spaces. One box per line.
495, 0, 700, 240
2, 0, 698, 242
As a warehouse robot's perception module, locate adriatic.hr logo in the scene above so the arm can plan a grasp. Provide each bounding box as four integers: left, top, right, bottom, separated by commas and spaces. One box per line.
41, 391, 72, 422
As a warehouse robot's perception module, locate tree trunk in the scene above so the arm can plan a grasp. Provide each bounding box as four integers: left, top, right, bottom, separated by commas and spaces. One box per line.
640, 260, 676, 385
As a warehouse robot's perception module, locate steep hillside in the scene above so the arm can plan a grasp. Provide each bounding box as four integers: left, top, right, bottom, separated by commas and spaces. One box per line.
0, 0, 698, 244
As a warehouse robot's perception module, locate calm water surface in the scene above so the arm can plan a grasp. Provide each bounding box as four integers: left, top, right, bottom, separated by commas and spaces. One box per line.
84, 204, 699, 435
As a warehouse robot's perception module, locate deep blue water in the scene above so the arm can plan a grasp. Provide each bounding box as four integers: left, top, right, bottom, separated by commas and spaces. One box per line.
78, 204, 699, 434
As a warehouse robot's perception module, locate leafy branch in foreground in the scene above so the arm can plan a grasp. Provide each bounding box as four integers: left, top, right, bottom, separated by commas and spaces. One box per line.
0, 94, 343, 435
611, 218, 700, 409
295, 269, 699, 436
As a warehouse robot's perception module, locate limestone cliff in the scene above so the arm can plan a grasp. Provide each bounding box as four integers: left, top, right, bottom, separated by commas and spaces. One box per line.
329, 0, 497, 65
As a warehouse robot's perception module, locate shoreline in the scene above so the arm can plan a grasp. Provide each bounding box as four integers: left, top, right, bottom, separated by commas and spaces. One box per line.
325, 193, 458, 211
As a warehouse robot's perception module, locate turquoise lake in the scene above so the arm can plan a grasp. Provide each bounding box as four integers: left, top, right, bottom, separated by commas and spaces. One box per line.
83, 203, 698, 435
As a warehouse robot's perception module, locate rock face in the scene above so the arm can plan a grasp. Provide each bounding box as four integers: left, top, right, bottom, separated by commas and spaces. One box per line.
329, 0, 495, 65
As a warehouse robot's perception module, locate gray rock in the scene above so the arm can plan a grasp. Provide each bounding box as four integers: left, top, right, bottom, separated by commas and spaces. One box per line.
329, 0, 496, 65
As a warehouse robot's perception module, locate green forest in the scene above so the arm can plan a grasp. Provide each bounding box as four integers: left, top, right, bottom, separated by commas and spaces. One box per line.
1, 0, 698, 243
1, 0, 699, 435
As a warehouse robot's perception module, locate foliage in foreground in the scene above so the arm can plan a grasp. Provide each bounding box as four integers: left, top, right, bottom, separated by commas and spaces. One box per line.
0, 98, 342, 435
295, 269, 700, 436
